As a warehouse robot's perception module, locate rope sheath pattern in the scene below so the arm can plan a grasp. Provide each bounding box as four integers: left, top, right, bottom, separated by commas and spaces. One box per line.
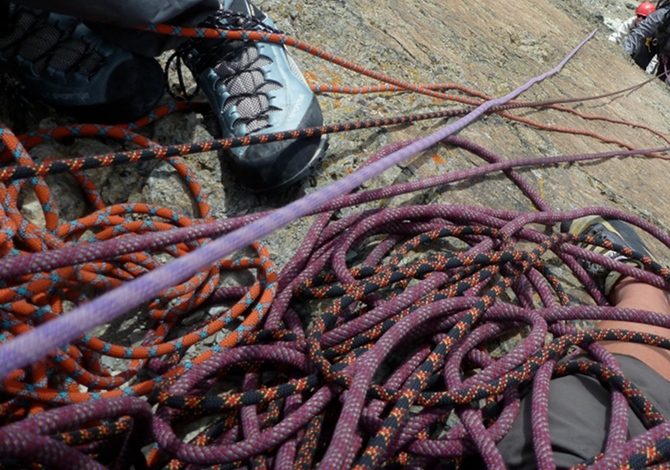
0, 28, 597, 380
0, 22, 668, 470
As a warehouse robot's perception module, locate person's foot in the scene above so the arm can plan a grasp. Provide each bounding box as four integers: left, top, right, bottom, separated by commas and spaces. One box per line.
561, 216, 654, 295
180, 0, 327, 191
0, 5, 164, 122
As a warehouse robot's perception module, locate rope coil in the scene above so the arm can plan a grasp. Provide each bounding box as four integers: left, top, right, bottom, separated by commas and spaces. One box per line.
0, 21, 667, 469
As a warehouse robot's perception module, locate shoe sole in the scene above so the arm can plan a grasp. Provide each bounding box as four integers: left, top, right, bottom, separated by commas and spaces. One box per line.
245, 135, 329, 193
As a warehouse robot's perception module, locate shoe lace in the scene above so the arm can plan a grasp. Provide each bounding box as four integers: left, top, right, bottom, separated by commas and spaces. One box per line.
0, 7, 106, 79
166, 10, 283, 133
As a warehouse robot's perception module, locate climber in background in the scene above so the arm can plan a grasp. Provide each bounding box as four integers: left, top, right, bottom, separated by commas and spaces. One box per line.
607, 2, 656, 44
609, 1, 656, 44
624, 0, 670, 80
609, 2, 658, 73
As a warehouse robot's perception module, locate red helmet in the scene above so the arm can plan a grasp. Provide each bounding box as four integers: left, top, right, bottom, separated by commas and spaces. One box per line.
636, 2, 656, 17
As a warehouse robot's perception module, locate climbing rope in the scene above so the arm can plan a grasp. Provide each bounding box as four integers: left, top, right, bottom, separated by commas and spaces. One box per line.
0, 20, 668, 470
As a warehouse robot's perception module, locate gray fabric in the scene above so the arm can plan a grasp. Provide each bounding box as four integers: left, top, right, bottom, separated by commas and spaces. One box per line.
497, 354, 670, 469
623, 7, 669, 55
10, 0, 223, 56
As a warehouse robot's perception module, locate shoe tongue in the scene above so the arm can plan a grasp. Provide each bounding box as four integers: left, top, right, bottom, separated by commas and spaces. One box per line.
19, 24, 59, 58
185, 7, 283, 133
51, 40, 102, 75
5, 12, 103, 76
0, 10, 36, 49
222, 68, 277, 132
225, 69, 264, 94
212, 44, 280, 132
229, 95, 270, 132
214, 45, 261, 76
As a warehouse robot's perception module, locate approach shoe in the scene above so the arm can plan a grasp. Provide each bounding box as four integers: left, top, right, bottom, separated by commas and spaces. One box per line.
180, 0, 327, 191
0, 5, 164, 122
561, 216, 654, 295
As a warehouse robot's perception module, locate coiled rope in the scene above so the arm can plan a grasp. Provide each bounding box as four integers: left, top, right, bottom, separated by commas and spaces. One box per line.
0, 21, 668, 470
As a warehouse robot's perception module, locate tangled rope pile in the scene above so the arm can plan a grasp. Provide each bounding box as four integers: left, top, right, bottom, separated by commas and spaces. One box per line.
0, 19, 669, 470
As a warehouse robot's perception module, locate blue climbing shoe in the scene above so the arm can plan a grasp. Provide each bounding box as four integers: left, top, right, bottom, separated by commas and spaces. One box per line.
180, 0, 327, 191
0, 5, 164, 122
561, 216, 654, 295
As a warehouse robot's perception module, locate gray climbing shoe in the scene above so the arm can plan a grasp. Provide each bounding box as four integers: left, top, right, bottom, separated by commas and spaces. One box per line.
180, 0, 327, 191
0, 5, 164, 122
561, 216, 653, 295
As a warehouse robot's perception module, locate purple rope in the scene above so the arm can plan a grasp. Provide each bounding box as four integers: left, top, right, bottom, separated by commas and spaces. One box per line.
0, 141, 667, 283
4, 28, 670, 469
531, 361, 556, 470
0, 30, 598, 379
0, 397, 151, 468
320, 297, 482, 468
153, 386, 334, 465
593, 421, 670, 469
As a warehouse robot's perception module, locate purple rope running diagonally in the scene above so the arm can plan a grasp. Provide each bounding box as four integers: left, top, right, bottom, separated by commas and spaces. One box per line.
0, 30, 596, 380
0, 142, 668, 282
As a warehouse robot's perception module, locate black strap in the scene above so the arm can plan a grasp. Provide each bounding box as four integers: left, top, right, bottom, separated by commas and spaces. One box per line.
654, 7, 670, 53
0, 1, 9, 31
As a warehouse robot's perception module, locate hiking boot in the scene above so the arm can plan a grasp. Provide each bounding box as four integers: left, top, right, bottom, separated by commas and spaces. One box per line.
180, 0, 327, 191
0, 5, 164, 123
561, 216, 653, 295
